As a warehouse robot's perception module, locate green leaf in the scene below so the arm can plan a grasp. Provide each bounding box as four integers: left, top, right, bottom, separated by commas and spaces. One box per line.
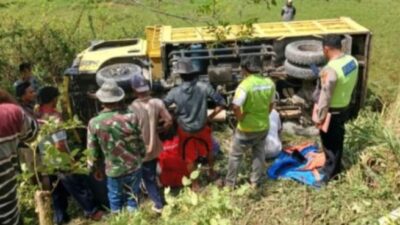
182, 176, 192, 186
190, 170, 200, 180
164, 187, 171, 195
190, 191, 198, 205
70, 148, 80, 157
235, 184, 250, 196
210, 218, 218, 225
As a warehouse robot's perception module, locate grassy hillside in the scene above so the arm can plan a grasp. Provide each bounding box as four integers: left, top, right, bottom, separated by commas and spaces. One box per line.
2, 0, 400, 224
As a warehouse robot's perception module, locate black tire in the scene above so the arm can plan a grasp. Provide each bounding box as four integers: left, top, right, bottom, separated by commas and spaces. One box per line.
285, 40, 326, 66
284, 60, 317, 80
96, 63, 142, 88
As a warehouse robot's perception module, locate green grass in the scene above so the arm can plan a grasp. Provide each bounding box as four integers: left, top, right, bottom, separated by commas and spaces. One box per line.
2, 0, 400, 224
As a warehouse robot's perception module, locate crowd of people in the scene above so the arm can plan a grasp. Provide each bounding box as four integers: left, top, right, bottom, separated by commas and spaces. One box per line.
0, 34, 358, 225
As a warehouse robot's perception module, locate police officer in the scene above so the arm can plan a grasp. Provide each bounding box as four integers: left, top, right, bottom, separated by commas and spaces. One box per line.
225, 55, 275, 188
315, 35, 359, 179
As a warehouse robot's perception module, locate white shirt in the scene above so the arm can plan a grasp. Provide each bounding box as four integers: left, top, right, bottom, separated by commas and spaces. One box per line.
232, 88, 247, 107
265, 109, 282, 158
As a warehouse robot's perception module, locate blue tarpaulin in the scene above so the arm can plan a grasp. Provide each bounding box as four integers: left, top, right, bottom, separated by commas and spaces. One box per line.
267, 144, 325, 187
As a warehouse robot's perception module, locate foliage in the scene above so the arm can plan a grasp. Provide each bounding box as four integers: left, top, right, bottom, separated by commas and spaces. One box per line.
103, 210, 152, 225
40, 143, 90, 175
100, 170, 248, 225
28, 117, 90, 187
17, 116, 90, 224
160, 171, 248, 225
18, 170, 39, 225
0, 19, 83, 89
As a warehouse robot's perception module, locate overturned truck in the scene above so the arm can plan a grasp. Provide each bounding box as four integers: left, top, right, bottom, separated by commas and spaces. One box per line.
64, 17, 371, 126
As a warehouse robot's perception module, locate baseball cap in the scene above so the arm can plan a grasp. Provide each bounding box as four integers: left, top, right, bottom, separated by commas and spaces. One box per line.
131, 74, 150, 92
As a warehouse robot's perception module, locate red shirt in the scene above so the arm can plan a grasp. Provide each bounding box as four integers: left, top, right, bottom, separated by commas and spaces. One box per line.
37, 105, 62, 123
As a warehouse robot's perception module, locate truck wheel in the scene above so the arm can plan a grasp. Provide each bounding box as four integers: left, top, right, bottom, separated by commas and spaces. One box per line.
284, 60, 317, 80
96, 63, 142, 88
285, 40, 326, 66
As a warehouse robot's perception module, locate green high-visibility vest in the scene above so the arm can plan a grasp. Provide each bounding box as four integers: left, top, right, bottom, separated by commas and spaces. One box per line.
328, 55, 359, 108
236, 75, 275, 132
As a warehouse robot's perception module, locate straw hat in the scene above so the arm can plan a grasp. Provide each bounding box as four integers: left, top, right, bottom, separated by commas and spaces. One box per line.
95, 80, 125, 103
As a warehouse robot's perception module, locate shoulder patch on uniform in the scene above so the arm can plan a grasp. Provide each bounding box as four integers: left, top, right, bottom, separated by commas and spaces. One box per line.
342, 60, 357, 77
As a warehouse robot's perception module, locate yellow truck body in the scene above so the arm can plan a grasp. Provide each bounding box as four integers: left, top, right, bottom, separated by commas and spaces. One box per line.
146, 17, 369, 79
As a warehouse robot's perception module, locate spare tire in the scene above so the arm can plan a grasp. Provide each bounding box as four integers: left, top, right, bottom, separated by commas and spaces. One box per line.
285, 40, 326, 66
284, 60, 317, 80
96, 63, 142, 88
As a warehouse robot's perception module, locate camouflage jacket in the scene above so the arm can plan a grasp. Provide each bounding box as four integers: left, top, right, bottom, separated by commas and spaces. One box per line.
87, 108, 145, 177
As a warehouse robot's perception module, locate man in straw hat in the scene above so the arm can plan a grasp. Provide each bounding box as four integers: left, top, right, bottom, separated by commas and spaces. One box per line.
163, 57, 227, 186
129, 74, 172, 213
87, 80, 146, 213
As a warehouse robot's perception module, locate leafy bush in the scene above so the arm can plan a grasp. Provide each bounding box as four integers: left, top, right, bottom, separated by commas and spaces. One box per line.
103, 171, 248, 225
18, 171, 38, 225
160, 172, 247, 225
18, 117, 91, 224
0, 18, 88, 90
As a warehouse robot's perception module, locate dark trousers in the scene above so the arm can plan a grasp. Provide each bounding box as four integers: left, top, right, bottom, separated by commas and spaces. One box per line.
142, 159, 163, 209
52, 174, 97, 223
320, 111, 348, 179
